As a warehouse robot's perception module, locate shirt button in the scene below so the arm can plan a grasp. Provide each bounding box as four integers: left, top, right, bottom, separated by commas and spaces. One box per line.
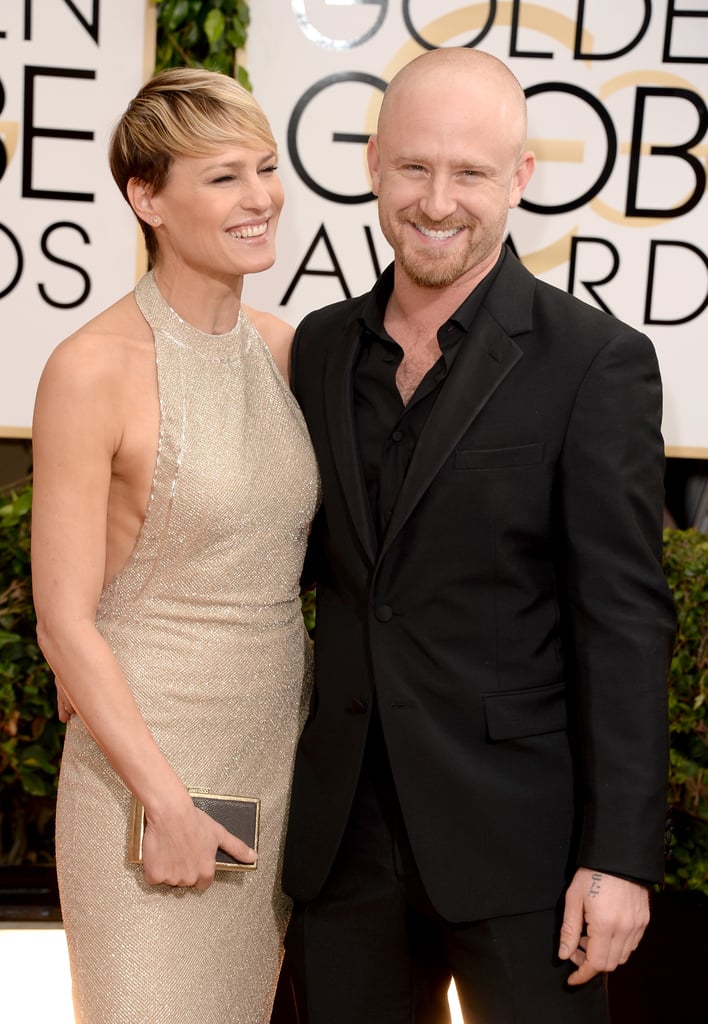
375, 605, 393, 622
391, 430, 403, 442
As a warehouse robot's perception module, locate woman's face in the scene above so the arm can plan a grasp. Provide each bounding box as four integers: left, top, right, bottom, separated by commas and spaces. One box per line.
148, 142, 284, 279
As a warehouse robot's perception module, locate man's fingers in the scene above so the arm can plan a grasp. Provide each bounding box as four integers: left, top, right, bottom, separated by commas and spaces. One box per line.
566, 958, 601, 986
55, 679, 74, 722
558, 890, 584, 960
566, 922, 637, 986
566, 933, 610, 985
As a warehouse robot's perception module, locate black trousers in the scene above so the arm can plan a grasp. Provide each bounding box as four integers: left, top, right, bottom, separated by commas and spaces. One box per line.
284, 712, 609, 1024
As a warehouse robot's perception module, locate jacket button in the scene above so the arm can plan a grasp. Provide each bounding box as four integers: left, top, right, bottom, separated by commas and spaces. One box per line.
375, 604, 393, 622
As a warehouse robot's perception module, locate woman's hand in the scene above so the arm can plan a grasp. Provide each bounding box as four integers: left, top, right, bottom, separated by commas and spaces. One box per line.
140, 797, 257, 891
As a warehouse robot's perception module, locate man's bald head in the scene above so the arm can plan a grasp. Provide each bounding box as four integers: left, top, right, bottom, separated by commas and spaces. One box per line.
378, 48, 528, 162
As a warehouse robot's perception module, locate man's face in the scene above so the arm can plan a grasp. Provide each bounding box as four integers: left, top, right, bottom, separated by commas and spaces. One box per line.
368, 72, 533, 291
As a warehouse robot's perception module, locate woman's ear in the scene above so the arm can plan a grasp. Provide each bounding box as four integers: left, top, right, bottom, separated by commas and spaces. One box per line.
127, 177, 161, 227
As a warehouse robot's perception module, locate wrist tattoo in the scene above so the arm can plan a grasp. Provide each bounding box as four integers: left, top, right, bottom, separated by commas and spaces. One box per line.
589, 872, 602, 898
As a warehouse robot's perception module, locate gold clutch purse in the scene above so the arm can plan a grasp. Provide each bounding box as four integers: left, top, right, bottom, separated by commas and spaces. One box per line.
128, 790, 260, 871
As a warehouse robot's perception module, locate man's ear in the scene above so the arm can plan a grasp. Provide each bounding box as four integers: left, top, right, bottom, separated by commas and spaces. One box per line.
127, 177, 160, 226
367, 135, 381, 196
509, 150, 535, 209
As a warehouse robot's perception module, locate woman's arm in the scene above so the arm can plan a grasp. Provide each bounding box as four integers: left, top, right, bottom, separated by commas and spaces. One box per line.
31, 328, 256, 888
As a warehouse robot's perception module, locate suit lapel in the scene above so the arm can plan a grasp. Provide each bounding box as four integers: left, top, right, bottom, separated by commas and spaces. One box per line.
321, 251, 535, 565
379, 286, 527, 561
324, 320, 378, 563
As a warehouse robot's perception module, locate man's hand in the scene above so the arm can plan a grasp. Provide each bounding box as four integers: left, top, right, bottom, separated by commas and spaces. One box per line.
55, 676, 75, 722
558, 867, 650, 985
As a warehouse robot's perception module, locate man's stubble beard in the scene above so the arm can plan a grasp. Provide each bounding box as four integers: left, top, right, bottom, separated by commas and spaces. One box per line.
387, 212, 507, 290
397, 246, 473, 289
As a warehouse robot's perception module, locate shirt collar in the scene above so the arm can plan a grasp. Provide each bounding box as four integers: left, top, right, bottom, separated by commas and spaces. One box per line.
360, 263, 395, 337
447, 246, 506, 331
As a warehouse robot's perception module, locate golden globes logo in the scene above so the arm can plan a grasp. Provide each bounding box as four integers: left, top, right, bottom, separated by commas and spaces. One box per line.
280, 1, 707, 326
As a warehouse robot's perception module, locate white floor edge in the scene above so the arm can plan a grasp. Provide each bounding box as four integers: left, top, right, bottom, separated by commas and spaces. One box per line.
0, 923, 464, 1023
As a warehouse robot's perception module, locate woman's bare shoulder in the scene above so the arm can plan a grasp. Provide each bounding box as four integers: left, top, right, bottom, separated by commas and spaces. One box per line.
243, 305, 294, 382
33, 290, 157, 450
40, 291, 153, 386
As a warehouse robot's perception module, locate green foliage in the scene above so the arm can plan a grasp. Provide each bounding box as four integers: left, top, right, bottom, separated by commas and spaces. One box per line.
3, 474, 708, 890
301, 587, 316, 637
662, 528, 708, 893
153, 0, 251, 88
0, 482, 62, 864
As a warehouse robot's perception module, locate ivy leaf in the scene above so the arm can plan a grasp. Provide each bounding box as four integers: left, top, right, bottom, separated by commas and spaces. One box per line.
204, 8, 226, 45
162, 0, 191, 32
236, 65, 252, 91
0, 630, 22, 650
226, 21, 247, 50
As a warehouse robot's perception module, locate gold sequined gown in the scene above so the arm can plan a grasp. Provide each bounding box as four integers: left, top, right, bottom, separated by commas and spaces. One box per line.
55, 271, 319, 1024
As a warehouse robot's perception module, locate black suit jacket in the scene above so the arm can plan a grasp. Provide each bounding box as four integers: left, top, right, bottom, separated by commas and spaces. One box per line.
283, 249, 676, 922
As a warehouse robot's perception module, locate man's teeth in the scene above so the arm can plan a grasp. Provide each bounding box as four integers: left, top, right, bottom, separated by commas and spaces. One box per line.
228, 223, 267, 238
417, 225, 461, 240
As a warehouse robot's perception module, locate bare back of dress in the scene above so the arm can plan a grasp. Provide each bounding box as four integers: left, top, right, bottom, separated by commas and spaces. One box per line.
55, 271, 319, 1024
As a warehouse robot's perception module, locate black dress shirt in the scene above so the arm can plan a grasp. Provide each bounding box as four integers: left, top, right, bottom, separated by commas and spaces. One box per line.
353, 251, 504, 539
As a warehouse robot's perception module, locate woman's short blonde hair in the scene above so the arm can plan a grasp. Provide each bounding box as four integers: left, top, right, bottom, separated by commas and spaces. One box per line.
109, 67, 277, 264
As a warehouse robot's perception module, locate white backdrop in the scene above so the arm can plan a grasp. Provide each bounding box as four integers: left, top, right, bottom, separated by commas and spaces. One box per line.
2, 2, 706, 452
244, 1, 708, 456
0, 0, 153, 435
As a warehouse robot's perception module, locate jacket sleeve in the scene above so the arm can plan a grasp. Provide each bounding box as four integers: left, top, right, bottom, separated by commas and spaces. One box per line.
559, 324, 676, 883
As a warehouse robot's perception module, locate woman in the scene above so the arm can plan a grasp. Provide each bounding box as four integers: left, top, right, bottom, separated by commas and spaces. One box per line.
31, 68, 319, 1023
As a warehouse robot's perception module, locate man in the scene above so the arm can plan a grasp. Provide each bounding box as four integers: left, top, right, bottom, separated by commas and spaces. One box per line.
282, 47, 676, 1023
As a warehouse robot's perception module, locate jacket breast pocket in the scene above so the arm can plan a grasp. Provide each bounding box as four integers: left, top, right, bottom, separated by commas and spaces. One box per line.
483, 682, 567, 742
454, 442, 543, 470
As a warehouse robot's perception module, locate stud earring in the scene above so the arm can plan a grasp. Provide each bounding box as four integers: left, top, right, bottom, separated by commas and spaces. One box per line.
152, 217, 160, 225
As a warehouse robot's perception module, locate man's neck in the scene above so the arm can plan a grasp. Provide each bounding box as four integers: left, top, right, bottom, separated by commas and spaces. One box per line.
388, 250, 499, 332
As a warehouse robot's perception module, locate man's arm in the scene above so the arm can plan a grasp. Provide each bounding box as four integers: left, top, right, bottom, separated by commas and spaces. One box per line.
557, 323, 675, 978
560, 324, 675, 878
